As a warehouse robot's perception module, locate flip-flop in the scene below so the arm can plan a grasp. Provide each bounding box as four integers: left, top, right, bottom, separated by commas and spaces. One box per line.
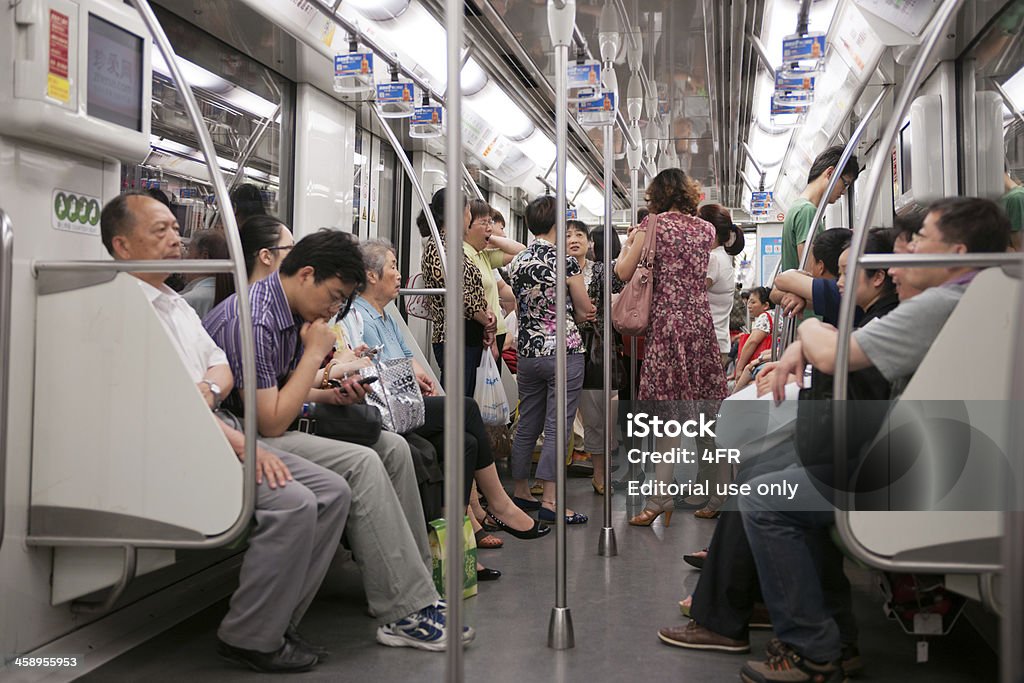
474, 529, 504, 549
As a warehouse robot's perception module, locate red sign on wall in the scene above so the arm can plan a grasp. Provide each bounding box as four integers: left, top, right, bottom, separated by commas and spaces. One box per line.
48, 9, 70, 102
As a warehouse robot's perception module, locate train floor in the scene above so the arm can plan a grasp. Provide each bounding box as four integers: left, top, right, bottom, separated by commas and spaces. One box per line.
81, 463, 997, 683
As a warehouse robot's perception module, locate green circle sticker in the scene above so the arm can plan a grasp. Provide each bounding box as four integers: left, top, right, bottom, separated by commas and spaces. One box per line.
66, 195, 80, 223
82, 198, 100, 225
54, 192, 68, 221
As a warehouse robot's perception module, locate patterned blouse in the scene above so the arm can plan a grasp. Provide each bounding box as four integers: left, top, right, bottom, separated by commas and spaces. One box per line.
580, 259, 624, 338
421, 230, 488, 344
507, 238, 585, 357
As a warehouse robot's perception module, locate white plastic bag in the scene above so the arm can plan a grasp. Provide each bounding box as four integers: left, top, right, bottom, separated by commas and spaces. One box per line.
474, 351, 509, 426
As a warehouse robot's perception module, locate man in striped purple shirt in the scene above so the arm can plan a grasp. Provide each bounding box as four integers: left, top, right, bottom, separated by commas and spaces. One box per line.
205, 229, 471, 652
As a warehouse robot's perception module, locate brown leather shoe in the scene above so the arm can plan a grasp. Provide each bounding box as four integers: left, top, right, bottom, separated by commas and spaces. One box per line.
657, 620, 750, 653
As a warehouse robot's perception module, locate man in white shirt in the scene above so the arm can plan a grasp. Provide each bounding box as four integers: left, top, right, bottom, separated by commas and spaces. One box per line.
100, 193, 351, 674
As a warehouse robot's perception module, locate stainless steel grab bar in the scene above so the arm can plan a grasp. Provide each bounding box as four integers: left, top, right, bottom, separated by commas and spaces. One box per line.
0, 209, 11, 553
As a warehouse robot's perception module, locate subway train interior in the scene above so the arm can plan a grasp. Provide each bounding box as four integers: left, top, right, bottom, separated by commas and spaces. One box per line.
2, 0, 1024, 681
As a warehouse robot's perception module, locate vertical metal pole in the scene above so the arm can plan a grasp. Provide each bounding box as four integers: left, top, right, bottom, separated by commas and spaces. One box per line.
624, 168, 642, 515
598, 124, 617, 557
444, 0, 466, 676
548, 0, 575, 651
0, 210, 11, 552
1004, 273, 1024, 683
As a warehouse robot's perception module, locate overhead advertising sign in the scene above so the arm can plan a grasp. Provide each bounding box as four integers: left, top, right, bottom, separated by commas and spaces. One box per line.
334, 51, 373, 78
567, 61, 601, 90
782, 33, 826, 63
751, 191, 773, 223
376, 81, 414, 103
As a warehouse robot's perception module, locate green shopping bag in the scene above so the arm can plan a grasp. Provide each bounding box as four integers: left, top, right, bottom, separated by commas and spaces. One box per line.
428, 516, 478, 599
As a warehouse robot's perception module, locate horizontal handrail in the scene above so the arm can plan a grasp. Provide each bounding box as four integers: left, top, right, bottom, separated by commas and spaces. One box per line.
399, 287, 446, 296
858, 253, 1021, 268
34, 259, 235, 275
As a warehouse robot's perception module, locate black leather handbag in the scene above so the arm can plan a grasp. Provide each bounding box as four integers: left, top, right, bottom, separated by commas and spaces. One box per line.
291, 402, 383, 447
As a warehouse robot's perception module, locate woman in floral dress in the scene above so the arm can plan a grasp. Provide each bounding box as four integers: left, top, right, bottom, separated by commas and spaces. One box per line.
615, 168, 728, 526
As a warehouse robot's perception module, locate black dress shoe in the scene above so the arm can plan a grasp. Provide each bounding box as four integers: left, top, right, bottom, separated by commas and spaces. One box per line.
216, 638, 317, 673
486, 510, 551, 539
286, 625, 329, 660
477, 567, 502, 581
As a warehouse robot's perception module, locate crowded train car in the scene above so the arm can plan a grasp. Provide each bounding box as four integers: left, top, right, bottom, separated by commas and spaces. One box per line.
2, 0, 1024, 681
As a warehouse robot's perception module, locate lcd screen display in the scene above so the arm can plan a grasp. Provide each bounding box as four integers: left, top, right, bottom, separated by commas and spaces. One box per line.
899, 121, 912, 195
87, 14, 144, 131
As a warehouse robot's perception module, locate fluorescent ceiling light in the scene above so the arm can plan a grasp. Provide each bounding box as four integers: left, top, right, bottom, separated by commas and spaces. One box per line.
151, 48, 231, 93
577, 183, 605, 215
150, 136, 197, 157
567, 163, 587, 196
519, 132, 556, 170
346, 0, 410, 21
466, 82, 535, 140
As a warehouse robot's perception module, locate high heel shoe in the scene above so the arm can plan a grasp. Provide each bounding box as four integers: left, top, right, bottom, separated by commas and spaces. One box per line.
591, 477, 611, 495
628, 496, 674, 527
486, 510, 551, 539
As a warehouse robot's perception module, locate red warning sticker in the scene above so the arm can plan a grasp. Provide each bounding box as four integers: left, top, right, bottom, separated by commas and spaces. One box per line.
48, 9, 70, 102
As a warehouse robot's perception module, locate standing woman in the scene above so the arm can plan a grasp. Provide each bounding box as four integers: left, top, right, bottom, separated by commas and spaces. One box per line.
507, 196, 596, 524
698, 204, 741, 371
419, 189, 496, 397
463, 200, 525, 366
615, 169, 728, 526
569, 221, 623, 495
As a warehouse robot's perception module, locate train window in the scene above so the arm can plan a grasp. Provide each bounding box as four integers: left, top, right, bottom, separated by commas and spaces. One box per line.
120, 6, 294, 236
960, 2, 1024, 204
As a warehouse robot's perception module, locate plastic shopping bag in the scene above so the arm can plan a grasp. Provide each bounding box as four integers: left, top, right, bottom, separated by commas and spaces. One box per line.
474, 351, 510, 426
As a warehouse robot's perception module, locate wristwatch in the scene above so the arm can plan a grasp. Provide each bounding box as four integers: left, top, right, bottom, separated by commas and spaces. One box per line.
200, 379, 223, 408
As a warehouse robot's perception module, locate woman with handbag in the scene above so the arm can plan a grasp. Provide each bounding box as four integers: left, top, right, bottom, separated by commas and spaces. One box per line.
568, 221, 625, 495
419, 189, 497, 397
614, 168, 728, 526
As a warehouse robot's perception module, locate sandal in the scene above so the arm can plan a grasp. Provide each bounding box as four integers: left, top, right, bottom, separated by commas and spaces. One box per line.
474, 529, 504, 549
693, 506, 721, 520
537, 507, 589, 525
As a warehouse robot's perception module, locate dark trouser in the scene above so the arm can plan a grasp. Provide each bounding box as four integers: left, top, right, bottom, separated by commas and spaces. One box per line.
690, 443, 801, 640
740, 464, 855, 663
414, 396, 494, 505
494, 333, 506, 372
433, 343, 484, 398
215, 413, 351, 651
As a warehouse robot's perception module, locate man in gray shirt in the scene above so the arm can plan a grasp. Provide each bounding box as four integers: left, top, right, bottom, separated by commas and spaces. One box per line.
737, 197, 1010, 683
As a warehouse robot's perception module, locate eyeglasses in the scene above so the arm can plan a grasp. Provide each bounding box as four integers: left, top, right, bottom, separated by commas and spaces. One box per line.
265, 245, 294, 253
839, 176, 853, 190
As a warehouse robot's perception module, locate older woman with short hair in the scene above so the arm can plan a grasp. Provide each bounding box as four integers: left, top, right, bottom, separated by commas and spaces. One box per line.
349, 238, 549, 545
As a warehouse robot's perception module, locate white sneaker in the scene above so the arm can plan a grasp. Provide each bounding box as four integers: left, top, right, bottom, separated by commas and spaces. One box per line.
375, 603, 474, 652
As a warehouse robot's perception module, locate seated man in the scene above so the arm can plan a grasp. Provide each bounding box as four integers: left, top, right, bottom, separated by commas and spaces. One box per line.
203, 229, 471, 651
738, 197, 1010, 683
100, 193, 351, 673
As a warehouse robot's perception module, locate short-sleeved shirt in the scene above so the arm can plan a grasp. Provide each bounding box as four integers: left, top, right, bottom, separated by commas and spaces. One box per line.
140, 280, 228, 381
998, 185, 1024, 233
204, 271, 302, 391
464, 244, 507, 335
852, 276, 971, 389
706, 246, 735, 352
180, 276, 217, 319
507, 238, 584, 357
781, 198, 823, 272
811, 278, 864, 327
353, 296, 413, 360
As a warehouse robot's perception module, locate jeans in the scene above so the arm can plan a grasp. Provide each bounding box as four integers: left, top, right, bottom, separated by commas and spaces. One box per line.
739, 464, 853, 663
510, 354, 585, 482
